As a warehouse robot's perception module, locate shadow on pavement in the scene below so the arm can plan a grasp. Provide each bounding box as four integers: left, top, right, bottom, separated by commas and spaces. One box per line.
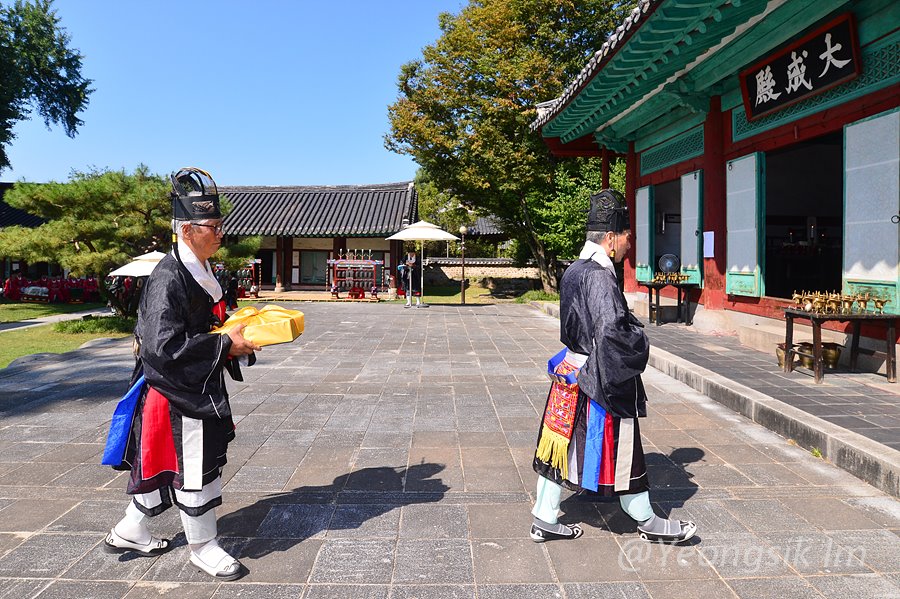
218, 463, 449, 559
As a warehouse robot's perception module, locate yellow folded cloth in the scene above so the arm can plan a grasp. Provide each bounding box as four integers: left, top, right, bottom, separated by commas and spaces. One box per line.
213, 305, 304, 347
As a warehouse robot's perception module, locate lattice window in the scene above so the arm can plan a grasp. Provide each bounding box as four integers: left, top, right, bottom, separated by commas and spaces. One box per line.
733, 39, 900, 141
640, 126, 704, 176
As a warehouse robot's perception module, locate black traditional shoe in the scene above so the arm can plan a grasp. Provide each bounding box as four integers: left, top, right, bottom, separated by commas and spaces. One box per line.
637, 519, 697, 544
530, 523, 583, 542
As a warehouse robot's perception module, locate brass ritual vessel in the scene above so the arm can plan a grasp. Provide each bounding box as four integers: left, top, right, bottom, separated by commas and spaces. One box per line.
822, 342, 842, 370
776, 343, 792, 368
784, 289, 896, 371
652, 272, 690, 284
791, 290, 890, 315
784, 339, 841, 370
841, 296, 855, 314
797, 342, 815, 369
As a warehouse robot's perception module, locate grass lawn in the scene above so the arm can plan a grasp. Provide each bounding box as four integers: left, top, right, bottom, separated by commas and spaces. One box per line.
387, 285, 500, 305
0, 322, 131, 369
0, 300, 106, 323
399, 285, 559, 305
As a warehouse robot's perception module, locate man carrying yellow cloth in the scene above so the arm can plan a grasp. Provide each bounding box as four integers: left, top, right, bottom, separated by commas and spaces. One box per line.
102, 168, 260, 581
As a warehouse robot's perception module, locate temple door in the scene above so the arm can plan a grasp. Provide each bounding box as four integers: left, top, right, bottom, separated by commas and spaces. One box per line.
725, 152, 765, 297
635, 185, 654, 282
843, 109, 900, 313
680, 170, 703, 286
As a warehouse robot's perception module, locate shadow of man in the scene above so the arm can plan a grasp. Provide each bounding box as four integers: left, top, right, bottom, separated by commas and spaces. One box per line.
560, 447, 704, 540
217, 462, 449, 560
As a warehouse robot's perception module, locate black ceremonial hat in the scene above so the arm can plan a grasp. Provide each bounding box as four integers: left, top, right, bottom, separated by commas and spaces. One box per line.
171, 167, 221, 220
586, 189, 629, 233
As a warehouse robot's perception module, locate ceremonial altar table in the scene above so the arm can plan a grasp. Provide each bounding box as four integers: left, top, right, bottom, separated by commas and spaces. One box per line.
639, 281, 698, 326
782, 307, 897, 383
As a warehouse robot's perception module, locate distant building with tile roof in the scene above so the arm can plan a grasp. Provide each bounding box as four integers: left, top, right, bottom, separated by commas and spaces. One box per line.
220, 181, 418, 291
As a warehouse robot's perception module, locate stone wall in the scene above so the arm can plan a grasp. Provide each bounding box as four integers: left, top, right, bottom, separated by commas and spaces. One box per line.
423, 259, 541, 294
426, 264, 540, 282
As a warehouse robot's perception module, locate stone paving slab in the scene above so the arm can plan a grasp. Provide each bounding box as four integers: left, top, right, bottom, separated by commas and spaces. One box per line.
0, 302, 897, 598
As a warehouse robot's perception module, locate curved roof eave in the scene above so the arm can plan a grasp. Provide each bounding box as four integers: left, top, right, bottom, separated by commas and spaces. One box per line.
534, 0, 773, 144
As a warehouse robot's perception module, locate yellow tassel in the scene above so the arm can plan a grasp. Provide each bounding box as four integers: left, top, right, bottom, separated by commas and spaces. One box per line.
535, 426, 569, 480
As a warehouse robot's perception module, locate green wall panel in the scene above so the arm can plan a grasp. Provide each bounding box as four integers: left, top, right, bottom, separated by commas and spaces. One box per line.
726, 272, 762, 296
636, 264, 654, 283
640, 126, 704, 176
844, 281, 898, 315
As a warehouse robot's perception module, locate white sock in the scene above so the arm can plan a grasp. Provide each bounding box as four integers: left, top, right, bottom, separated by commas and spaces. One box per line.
114, 501, 150, 544
192, 539, 233, 568
180, 509, 217, 545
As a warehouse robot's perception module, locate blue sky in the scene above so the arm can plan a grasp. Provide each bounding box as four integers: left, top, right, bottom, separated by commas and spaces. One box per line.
3, 0, 465, 186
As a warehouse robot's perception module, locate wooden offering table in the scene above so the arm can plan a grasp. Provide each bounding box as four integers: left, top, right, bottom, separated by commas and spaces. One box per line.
639, 281, 698, 326
782, 307, 897, 383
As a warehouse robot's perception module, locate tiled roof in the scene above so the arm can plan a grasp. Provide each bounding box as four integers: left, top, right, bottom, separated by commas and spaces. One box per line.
220, 182, 418, 238
532, 0, 657, 131
467, 216, 505, 239
0, 183, 45, 228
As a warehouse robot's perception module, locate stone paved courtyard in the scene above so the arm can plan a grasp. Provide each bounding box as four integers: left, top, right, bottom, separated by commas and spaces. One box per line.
0, 302, 897, 598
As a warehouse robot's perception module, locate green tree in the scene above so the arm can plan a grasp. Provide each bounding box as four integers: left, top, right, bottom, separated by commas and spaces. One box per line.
538, 156, 626, 260
386, 0, 627, 291
0, 167, 262, 278
0, 166, 171, 276
210, 227, 262, 274
414, 167, 513, 260
0, 0, 93, 172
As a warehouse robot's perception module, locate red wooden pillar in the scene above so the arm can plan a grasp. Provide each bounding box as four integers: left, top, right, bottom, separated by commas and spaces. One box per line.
623, 141, 638, 292
702, 96, 727, 310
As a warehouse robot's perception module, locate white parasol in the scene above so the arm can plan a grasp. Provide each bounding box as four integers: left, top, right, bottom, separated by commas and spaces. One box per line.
108, 250, 167, 277
386, 220, 459, 307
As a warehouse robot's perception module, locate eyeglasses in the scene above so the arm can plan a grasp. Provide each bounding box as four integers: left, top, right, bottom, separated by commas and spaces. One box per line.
192, 222, 225, 234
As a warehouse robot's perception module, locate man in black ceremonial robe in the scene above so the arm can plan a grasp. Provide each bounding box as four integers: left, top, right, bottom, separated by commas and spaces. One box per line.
530, 189, 697, 544
103, 167, 260, 581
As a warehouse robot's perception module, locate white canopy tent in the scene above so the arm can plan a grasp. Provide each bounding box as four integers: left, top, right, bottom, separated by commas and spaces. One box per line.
386, 220, 459, 307
108, 250, 166, 277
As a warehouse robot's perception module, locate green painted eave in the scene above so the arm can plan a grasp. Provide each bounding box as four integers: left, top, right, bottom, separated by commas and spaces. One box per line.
686, 0, 851, 91
543, 0, 770, 144
544, 0, 860, 147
